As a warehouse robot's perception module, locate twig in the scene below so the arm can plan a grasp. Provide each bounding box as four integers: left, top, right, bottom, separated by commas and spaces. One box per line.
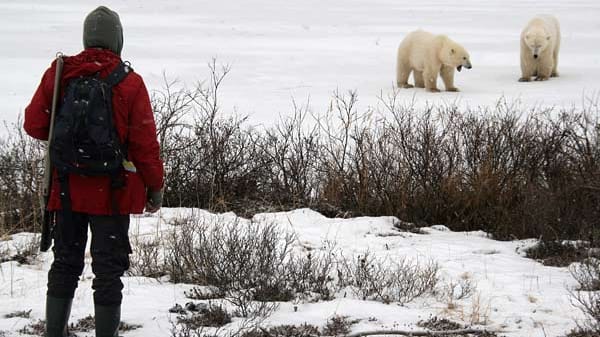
334, 328, 495, 337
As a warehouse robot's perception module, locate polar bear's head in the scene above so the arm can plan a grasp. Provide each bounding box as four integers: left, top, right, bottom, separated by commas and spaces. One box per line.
524, 27, 551, 59
441, 41, 472, 72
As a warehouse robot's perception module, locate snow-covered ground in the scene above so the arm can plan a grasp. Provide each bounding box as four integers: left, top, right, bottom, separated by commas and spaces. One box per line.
0, 208, 585, 337
1, 0, 600, 130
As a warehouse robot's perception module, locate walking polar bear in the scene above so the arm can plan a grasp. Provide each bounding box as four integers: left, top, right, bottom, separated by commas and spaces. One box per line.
519, 15, 561, 82
396, 30, 472, 92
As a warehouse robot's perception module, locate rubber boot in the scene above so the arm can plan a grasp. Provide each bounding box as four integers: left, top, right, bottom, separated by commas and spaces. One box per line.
45, 296, 72, 337
94, 304, 121, 337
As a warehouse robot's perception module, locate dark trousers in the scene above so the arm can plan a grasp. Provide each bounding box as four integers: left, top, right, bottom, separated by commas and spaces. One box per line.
47, 212, 132, 306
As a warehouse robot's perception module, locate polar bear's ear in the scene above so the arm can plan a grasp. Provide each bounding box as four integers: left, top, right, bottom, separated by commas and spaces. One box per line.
451, 48, 456, 54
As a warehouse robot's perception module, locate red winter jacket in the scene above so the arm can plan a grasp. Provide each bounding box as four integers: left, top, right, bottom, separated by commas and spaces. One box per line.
24, 48, 164, 215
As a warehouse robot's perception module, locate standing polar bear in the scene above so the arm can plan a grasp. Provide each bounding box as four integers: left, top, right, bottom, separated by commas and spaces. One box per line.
519, 15, 561, 82
396, 30, 472, 92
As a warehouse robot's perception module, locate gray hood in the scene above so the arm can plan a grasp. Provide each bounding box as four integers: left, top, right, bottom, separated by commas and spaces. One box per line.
83, 6, 123, 56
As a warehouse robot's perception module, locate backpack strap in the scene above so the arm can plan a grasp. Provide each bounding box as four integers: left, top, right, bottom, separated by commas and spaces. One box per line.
104, 61, 132, 88
105, 61, 132, 216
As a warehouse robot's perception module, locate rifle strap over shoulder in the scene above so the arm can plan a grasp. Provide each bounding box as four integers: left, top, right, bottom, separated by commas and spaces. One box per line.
104, 62, 132, 88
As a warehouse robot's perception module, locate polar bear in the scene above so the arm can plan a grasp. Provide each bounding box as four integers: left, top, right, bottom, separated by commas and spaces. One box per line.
396, 30, 472, 92
519, 15, 561, 82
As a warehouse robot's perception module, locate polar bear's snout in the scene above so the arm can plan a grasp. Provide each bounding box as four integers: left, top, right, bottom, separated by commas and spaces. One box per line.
457, 60, 472, 72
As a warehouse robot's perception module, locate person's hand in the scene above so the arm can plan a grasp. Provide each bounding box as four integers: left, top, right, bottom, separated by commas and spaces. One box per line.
145, 189, 163, 213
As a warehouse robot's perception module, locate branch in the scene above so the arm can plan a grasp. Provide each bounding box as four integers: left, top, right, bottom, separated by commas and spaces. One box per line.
336, 328, 497, 337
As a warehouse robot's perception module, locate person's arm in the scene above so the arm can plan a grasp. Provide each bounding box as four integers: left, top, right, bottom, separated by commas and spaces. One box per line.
24, 65, 55, 140
128, 79, 165, 195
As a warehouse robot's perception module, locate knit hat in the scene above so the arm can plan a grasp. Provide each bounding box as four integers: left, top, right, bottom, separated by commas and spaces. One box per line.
83, 6, 123, 56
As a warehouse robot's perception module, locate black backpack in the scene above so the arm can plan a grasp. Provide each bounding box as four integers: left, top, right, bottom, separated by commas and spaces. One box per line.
50, 62, 131, 215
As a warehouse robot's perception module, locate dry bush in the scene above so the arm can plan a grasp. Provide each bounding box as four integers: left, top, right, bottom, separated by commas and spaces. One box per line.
0, 235, 40, 265
570, 258, 600, 334
128, 234, 165, 278
153, 74, 600, 241
571, 258, 600, 291
338, 252, 439, 304
185, 286, 226, 301
2, 63, 599, 243
18, 319, 45, 336
417, 316, 498, 337
4, 309, 31, 319
462, 293, 492, 326
241, 324, 321, 337
154, 61, 269, 216
526, 240, 595, 267
287, 247, 337, 301
260, 99, 322, 209
176, 305, 232, 329
163, 216, 295, 293
438, 276, 477, 308
322, 315, 359, 336
0, 120, 44, 236
163, 216, 308, 317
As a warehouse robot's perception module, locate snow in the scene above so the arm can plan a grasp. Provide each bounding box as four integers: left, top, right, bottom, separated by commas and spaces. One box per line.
1, 0, 600, 131
0, 208, 586, 336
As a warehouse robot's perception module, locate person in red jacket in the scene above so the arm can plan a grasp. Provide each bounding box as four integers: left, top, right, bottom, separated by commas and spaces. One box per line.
24, 6, 164, 337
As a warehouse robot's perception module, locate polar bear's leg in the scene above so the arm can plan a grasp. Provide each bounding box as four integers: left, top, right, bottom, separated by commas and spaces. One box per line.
440, 65, 458, 92
535, 55, 553, 81
396, 61, 413, 88
519, 47, 534, 82
424, 67, 440, 92
551, 43, 560, 77
413, 70, 425, 88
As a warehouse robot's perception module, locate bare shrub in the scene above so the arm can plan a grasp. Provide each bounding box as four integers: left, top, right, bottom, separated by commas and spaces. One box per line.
571, 258, 600, 291
338, 252, 439, 304
337, 252, 393, 302
164, 216, 294, 291
17, 319, 45, 336
128, 234, 165, 278
322, 315, 359, 336
570, 258, 600, 334
417, 316, 499, 337
154, 61, 269, 216
260, 99, 321, 209
177, 305, 232, 329
163, 216, 299, 316
241, 324, 321, 337
4, 309, 32, 319
438, 276, 477, 308
185, 286, 226, 301
526, 240, 589, 267
2, 63, 600, 243
0, 119, 44, 236
565, 328, 600, 337
456, 292, 492, 326
287, 247, 337, 301
0, 235, 39, 264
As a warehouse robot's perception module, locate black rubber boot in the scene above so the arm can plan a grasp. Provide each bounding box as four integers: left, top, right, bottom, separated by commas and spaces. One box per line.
94, 304, 121, 337
45, 296, 72, 337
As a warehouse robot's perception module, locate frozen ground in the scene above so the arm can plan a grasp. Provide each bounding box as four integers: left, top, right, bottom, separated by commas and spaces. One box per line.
0, 208, 586, 337
1, 0, 599, 130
